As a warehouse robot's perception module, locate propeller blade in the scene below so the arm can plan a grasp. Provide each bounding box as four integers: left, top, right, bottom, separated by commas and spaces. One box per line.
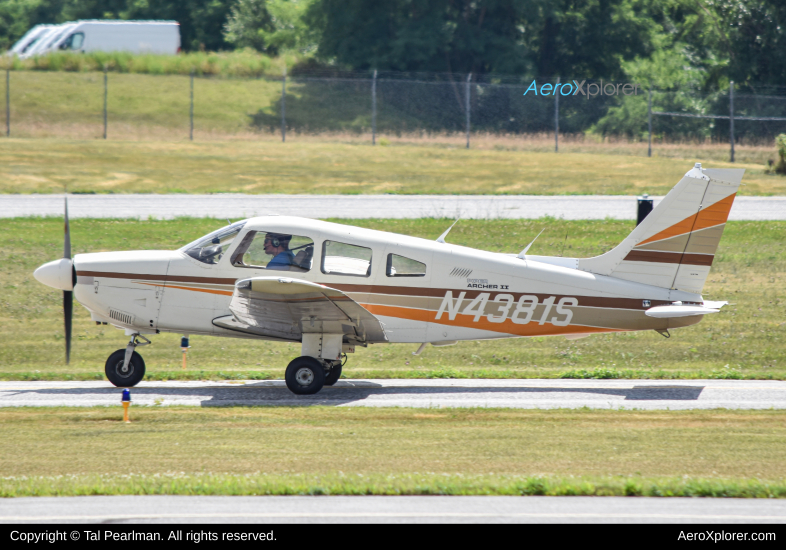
64, 290, 72, 364
63, 195, 71, 259
63, 194, 72, 364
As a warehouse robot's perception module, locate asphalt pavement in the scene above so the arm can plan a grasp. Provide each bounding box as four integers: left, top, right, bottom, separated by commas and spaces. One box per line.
2, 495, 785, 524
3, 194, 785, 220
1, 379, 784, 410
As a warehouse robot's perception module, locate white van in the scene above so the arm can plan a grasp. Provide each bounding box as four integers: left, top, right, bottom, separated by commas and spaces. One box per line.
7, 24, 56, 56
53, 20, 180, 55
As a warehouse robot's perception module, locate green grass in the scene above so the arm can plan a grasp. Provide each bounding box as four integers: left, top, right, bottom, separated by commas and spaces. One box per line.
0, 51, 287, 77
0, 138, 783, 195
0, 407, 783, 497
1, 217, 784, 380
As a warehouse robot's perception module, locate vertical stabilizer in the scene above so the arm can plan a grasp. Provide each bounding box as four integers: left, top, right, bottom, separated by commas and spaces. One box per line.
577, 164, 744, 294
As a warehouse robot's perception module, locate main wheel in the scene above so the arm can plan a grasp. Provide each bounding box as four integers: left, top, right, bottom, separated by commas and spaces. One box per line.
324, 364, 342, 386
105, 349, 146, 387
285, 356, 326, 395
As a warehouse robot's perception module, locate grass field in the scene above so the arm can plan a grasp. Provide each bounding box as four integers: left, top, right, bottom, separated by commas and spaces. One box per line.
0, 138, 784, 195
1, 217, 783, 381
0, 407, 784, 497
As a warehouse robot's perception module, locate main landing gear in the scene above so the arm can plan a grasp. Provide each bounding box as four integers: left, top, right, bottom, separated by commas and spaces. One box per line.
285, 354, 345, 395
105, 333, 150, 387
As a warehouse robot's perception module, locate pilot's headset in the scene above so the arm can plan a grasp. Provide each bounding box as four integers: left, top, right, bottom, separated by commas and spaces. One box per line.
267, 234, 290, 248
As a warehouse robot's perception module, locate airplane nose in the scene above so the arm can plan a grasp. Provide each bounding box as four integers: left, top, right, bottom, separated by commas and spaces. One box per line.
34, 258, 74, 291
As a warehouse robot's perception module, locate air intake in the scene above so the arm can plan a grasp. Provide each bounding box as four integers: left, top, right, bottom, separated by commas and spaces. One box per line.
109, 309, 134, 326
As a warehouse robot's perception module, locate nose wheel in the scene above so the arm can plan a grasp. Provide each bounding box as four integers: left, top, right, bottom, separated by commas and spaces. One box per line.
105, 349, 146, 387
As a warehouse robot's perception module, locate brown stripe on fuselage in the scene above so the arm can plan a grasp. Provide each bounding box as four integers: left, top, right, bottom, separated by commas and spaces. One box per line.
326, 283, 674, 310
77, 271, 239, 285
623, 250, 714, 266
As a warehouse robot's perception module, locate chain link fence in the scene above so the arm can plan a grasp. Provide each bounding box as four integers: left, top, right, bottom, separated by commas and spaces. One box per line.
3, 68, 786, 159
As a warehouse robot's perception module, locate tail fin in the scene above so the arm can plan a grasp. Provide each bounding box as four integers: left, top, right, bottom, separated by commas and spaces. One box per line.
578, 164, 744, 294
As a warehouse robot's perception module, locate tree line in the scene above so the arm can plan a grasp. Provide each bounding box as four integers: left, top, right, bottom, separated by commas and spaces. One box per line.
1, 0, 784, 91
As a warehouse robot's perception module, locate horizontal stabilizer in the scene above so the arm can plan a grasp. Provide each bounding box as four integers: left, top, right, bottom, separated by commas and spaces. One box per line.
645, 305, 720, 318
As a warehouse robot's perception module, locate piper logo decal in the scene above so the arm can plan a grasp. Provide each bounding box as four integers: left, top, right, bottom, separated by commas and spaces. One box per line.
435, 291, 577, 326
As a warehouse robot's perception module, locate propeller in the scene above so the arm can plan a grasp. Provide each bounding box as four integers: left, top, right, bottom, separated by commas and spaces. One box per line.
63, 196, 72, 364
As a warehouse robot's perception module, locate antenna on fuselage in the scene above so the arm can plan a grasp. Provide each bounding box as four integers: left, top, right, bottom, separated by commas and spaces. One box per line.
517, 227, 545, 259
436, 217, 460, 244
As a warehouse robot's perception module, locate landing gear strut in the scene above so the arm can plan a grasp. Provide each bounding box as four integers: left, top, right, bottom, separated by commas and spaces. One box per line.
105, 333, 150, 387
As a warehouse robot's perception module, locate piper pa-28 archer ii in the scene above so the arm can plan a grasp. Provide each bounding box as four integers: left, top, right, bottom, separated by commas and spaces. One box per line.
34, 163, 743, 395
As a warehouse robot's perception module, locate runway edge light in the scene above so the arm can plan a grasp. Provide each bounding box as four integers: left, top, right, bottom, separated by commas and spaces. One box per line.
122, 388, 131, 423
181, 336, 190, 370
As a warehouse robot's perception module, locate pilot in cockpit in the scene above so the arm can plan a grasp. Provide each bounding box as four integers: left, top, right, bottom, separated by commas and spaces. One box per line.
263, 233, 295, 270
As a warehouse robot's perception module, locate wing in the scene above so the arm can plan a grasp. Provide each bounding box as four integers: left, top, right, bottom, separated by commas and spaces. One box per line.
213, 276, 387, 344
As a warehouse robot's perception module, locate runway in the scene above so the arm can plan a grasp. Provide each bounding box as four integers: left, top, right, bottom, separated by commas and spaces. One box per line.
1, 495, 784, 524
3, 193, 786, 220
1, 379, 784, 410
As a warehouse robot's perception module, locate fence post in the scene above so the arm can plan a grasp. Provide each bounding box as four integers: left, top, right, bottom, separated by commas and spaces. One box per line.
5, 70, 9, 137
465, 73, 472, 149
103, 66, 108, 140
189, 70, 194, 141
554, 77, 559, 153
729, 81, 735, 163
281, 66, 286, 143
647, 87, 652, 157
372, 69, 377, 145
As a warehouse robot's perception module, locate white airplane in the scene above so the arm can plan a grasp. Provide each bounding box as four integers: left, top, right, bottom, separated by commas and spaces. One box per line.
34, 163, 743, 394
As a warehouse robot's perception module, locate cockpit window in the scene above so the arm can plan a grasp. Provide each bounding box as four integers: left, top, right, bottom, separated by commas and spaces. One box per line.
231, 231, 314, 272
180, 221, 246, 265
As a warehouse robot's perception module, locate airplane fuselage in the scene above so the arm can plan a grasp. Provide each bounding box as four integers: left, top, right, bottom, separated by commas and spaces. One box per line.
72, 216, 705, 345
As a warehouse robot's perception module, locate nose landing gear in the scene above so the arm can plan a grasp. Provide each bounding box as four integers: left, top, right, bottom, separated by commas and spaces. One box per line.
105, 333, 150, 387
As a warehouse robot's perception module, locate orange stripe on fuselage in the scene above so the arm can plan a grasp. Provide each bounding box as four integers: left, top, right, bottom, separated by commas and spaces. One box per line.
361, 303, 623, 338
137, 282, 234, 296
638, 193, 736, 246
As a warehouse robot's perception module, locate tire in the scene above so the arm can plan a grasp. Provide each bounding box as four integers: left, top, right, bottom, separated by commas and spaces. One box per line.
285, 356, 326, 395
324, 364, 342, 386
105, 349, 146, 387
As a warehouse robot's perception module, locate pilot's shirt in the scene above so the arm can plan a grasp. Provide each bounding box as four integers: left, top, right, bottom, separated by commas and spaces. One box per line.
268, 250, 295, 270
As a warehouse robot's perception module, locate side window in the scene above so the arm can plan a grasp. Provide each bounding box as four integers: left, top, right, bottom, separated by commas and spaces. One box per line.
231, 231, 314, 272
69, 32, 84, 50
386, 254, 426, 277
322, 241, 372, 277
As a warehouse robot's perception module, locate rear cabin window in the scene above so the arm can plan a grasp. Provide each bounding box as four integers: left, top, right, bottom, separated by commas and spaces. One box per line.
321, 241, 372, 277
232, 231, 314, 272
386, 254, 426, 277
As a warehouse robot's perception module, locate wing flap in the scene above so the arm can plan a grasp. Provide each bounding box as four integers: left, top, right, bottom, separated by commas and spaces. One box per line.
217, 276, 387, 343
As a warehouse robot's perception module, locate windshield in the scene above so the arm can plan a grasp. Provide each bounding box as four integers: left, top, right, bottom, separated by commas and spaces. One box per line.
180, 221, 247, 265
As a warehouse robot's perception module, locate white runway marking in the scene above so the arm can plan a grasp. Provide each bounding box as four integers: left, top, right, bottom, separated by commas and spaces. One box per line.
1, 379, 784, 410
2, 194, 785, 220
